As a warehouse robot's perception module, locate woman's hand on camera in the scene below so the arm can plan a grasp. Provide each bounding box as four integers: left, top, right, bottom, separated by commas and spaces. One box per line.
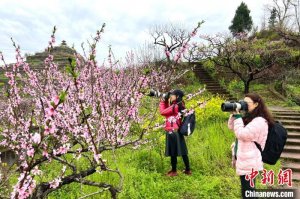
160, 97, 167, 102
233, 108, 240, 114
230, 108, 240, 117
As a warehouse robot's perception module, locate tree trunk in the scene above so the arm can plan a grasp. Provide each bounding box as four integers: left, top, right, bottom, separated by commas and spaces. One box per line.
30, 167, 97, 198
244, 80, 251, 94
30, 183, 50, 199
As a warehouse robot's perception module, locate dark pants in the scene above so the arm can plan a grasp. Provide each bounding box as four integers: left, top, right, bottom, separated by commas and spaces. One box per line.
171, 155, 190, 172
240, 175, 256, 199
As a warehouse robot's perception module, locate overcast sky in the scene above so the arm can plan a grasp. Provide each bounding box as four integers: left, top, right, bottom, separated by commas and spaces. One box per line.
0, 0, 271, 63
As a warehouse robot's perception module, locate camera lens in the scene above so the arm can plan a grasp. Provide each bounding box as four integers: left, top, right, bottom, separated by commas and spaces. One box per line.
221, 102, 236, 112
221, 100, 248, 112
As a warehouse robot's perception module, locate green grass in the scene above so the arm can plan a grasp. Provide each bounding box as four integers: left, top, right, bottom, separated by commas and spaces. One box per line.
46, 103, 281, 199
0, 73, 7, 79
47, 117, 241, 199
287, 84, 300, 95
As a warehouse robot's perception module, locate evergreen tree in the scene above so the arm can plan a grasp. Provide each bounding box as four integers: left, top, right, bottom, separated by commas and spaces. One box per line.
229, 2, 253, 36
268, 7, 278, 29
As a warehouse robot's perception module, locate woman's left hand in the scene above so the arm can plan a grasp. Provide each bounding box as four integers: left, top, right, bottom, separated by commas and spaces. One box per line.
233, 108, 240, 115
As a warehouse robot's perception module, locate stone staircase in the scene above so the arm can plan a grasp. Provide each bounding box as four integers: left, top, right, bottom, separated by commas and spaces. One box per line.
192, 63, 236, 101
270, 108, 300, 183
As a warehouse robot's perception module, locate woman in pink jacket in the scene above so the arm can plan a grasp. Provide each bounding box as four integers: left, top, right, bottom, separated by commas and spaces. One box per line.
228, 93, 274, 198
159, 89, 191, 177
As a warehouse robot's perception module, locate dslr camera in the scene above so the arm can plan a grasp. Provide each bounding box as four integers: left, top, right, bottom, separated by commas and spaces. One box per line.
221, 100, 248, 112
148, 89, 171, 101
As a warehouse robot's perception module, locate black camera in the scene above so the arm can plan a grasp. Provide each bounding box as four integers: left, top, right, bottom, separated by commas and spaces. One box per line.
221, 100, 248, 112
148, 89, 170, 101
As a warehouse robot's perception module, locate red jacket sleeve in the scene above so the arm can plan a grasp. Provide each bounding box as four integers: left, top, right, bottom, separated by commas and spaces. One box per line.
159, 100, 178, 116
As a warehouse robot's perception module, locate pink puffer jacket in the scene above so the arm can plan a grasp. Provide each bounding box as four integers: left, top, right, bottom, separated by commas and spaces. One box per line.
228, 115, 268, 176
159, 100, 182, 131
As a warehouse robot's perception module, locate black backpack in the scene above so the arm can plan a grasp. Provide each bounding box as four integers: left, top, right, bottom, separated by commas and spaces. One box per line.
254, 121, 287, 165
178, 112, 196, 136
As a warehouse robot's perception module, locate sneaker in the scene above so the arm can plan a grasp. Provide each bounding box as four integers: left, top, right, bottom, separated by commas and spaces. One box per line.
166, 170, 178, 177
182, 170, 192, 175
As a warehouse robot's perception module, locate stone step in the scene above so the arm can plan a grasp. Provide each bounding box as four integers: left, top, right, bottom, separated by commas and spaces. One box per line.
199, 78, 215, 81
206, 88, 229, 92
266, 107, 300, 182
207, 91, 229, 94
288, 129, 300, 133
207, 91, 231, 95
273, 112, 300, 117
202, 82, 221, 87
280, 120, 300, 125
201, 81, 217, 84
285, 126, 300, 132
204, 83, 222, 86
274, 116, 300, 120
205, 86, 225, 89
194, 65, 237, 104
208, 93, 231, 96
205, 86, 226, 89
292, 172, 300, 181
284, 145, 300, 153
282, 162, 300, 172
270, 109, 300, 112
281, 152, 300, 162
288, 132, 300, 139
205, 87, 227, 90
286, 138, 300, 146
